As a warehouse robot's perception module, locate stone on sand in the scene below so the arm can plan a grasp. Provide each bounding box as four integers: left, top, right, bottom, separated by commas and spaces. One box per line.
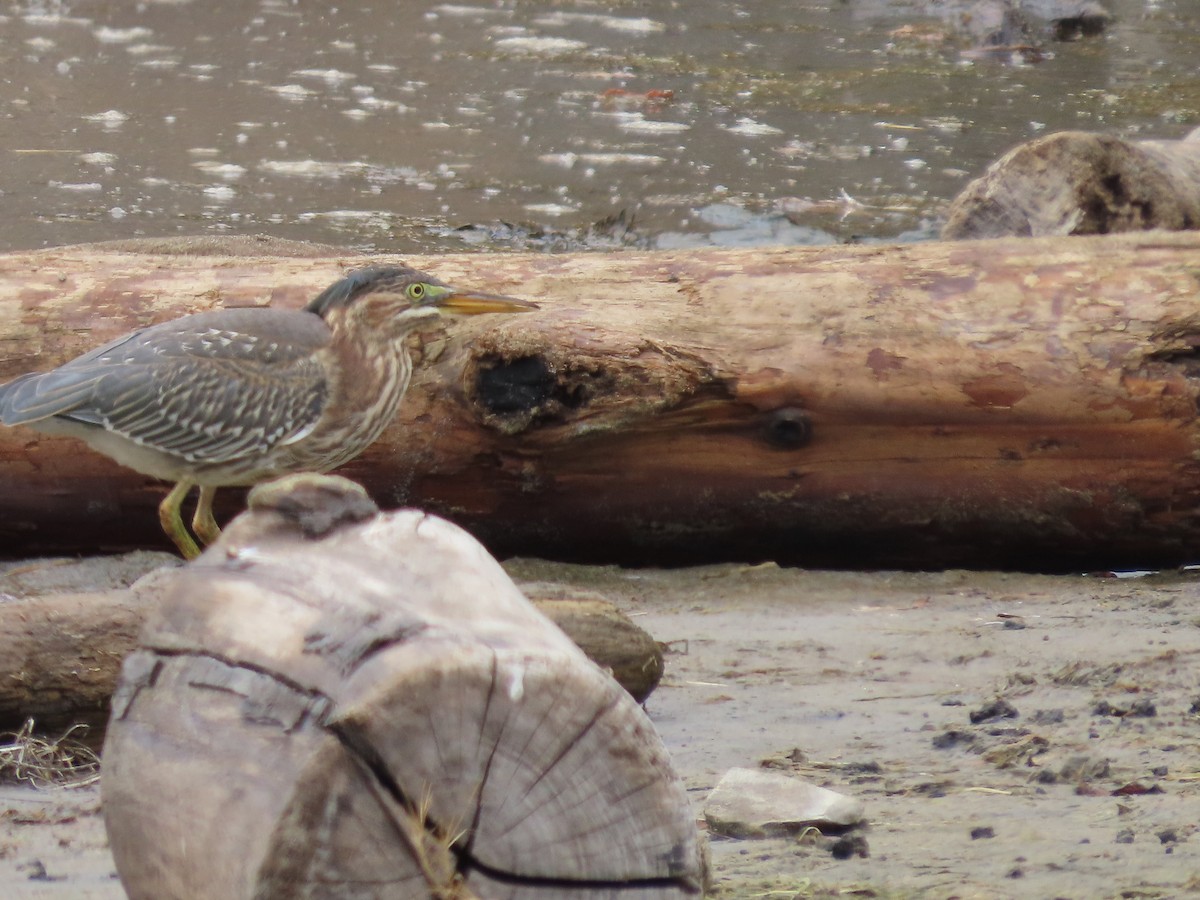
704, 767, 865, 839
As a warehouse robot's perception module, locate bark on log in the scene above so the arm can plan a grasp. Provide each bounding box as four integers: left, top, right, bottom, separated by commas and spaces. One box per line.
0, 560, 662, 741
942, 129, 1200, 239
6, 235, 1200, 569
102, 474, 704, 899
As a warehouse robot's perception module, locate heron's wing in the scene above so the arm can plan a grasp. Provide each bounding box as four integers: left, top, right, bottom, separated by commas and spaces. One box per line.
0, 308, 333, 464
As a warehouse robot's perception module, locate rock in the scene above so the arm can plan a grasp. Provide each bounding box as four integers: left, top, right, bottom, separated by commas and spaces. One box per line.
1042, 0, 1111, 40
829, 833, 870, 860
1129, 698, 1158, 718
982, 734, 1048, 768
703, 768, 864, 839
932, 729, 977, 750
1059, 754, 1111, 782
953, 0, 1034, 48
1031, 708, 1065, 725
970, 698, 1019, 724
1094, 698, 1158, 718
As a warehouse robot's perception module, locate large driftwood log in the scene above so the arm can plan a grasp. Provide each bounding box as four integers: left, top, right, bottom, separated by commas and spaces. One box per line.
942, 129, 1200, 239
103, 475, 704, 899
5, 235, 1200, 569
0, 560, 662, 741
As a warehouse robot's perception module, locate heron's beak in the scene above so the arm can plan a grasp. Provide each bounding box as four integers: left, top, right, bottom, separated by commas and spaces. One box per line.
434, 289, 538, 315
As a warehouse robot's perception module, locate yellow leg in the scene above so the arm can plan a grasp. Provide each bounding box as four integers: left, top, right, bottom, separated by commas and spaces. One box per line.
159, 480, 201, 560
191, 485, 222, 546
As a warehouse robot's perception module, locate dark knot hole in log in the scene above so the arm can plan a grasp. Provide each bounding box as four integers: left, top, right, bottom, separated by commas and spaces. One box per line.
472, 353, 601, 435
763, 407, 813, 449
474, 355, 558, 415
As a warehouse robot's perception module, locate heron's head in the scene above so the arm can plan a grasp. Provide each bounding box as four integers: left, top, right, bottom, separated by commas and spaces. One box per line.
307, 266, 537, 338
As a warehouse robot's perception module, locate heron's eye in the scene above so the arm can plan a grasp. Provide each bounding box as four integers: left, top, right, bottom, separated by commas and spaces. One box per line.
406, 283, 427, 302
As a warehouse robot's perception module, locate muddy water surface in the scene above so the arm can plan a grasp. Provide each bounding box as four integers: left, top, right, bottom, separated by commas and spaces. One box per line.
2, 0, 1198, 253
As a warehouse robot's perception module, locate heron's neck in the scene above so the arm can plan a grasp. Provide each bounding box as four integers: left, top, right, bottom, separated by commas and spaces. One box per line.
296, 332, 413, 473
334, 327, 415, 411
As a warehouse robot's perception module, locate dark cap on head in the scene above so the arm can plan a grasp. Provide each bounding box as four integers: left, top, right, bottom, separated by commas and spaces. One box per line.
306, 266, 435, 317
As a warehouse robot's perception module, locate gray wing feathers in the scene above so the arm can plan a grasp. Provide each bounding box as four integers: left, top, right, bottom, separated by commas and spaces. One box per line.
0, 369, 110, 424
0, 309, 332, 464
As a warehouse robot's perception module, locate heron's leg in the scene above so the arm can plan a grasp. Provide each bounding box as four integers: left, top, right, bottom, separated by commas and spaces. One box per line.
192, 485, 222, 546
159, 480, 201, 560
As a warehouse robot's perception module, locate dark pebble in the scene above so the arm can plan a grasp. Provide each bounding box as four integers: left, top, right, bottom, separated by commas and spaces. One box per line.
1115, 829, 1135, 844
1093, 698, 1157, 718
838, 760, 883, 775
970, 698, 1019, 724
1128, 698, 1157, 718
830, 834, 870, 860
912, 781, 951, 798
970, 826, 995, 840
1031, 708, 1065, 725
932, 730, 975, 750
1059, 754, 1111, 782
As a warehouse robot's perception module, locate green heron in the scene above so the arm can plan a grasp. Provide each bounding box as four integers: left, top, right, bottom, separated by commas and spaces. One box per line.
0, 266, 536, 559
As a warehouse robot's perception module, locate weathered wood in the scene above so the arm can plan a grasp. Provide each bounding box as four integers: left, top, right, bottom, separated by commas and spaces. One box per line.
523, 595, 663, 704
0, 553, 174, 740
942, 129, 1200, 239
102, 474, 703, 899
6, 235, 1200, 570
0, 588, 148, 742
0, 562, 661, 740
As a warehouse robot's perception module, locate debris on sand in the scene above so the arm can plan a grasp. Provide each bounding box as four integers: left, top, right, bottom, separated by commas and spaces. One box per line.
970, 697, 1019, 724
0, 720, 98, 788
704, 767, 865, 839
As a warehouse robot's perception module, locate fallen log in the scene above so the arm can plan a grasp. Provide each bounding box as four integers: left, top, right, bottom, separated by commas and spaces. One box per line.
4, 234, 1200, 570
103, 474, 704, 899
0, 587, 151, 743
942, 129, 1200, 239
0, 559, 663, 741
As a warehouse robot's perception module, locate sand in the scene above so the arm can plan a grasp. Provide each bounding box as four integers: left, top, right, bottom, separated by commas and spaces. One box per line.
2, 557, 1198, 898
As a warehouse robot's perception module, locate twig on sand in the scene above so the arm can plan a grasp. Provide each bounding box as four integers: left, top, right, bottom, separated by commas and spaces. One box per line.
0, 719, 100, 788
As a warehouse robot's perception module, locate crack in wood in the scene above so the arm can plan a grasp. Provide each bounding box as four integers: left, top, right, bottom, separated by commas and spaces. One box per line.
455, 653, 500, 882
137, 647, 332, 732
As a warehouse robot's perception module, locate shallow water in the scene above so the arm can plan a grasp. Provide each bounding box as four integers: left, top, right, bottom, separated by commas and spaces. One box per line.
2, 0, 1197, 252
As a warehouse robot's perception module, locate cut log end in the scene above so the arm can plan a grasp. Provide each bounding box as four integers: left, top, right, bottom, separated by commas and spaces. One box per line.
102, 475, 704, 898
942, 130, 1200, 240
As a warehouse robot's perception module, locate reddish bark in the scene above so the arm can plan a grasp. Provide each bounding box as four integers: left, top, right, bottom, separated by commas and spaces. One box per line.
4, 234, 1200, 569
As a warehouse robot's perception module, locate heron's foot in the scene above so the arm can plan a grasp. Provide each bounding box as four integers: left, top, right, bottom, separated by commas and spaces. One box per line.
159, 481, 202, 560
192, 485, 222, 546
